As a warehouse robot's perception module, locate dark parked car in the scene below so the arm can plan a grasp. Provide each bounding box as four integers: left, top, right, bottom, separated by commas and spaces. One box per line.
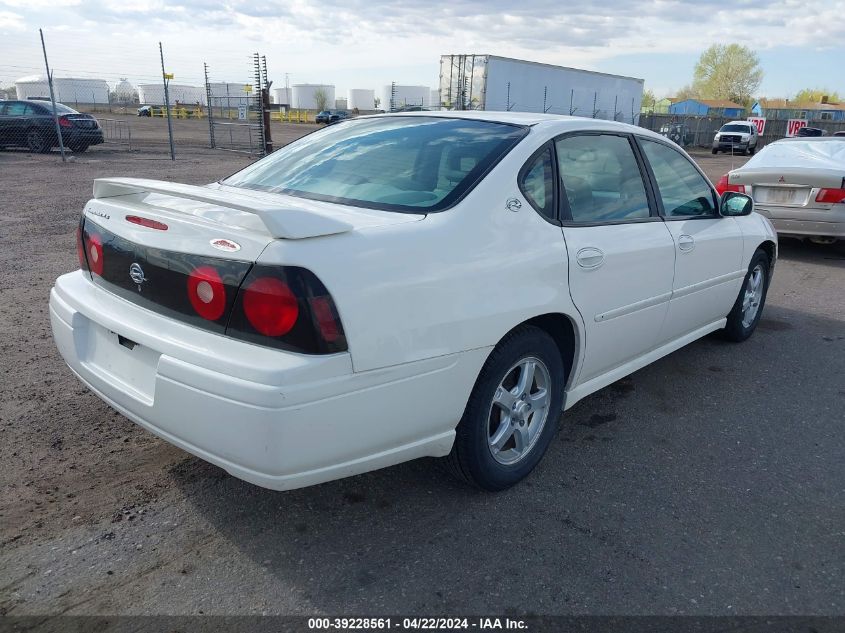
137, 105, 153, 117
796, 127, 828, 137
0, 100, 104, 153
315, 110, 350, 124
833, 131, 845, 137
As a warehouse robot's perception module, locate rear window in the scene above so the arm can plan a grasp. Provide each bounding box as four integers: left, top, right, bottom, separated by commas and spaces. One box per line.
223, 116, 528, 212
721, 124, 752, 133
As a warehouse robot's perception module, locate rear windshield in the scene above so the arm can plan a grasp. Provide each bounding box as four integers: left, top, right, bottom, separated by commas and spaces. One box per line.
223, 116, 528, 212
721, 124, 752, 133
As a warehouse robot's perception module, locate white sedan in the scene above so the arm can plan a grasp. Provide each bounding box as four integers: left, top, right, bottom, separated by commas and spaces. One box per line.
50, 112, 777, 492
717, 137, 845, 244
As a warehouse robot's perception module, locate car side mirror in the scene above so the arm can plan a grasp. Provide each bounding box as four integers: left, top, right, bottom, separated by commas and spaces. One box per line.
720, 191, 753, 217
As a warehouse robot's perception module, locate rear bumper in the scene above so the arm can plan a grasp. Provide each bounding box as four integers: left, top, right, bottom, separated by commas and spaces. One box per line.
50, 271, 488, 490
62, 129, 104, 146
755, 205, 845, 239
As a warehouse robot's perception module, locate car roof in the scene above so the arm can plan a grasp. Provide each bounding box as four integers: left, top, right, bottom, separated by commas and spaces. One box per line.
369, 110, 666, 140
771, 137, 845, 144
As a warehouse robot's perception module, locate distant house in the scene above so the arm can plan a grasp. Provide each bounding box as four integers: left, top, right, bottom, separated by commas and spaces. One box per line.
668, 98, 745, 117
752, 98, 845, 122
641, 97, 672, 114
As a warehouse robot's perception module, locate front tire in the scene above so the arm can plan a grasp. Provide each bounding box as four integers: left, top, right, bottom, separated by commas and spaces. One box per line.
722, 249, 770, 342
711, 148, 718, 154
446, 326, 565, 491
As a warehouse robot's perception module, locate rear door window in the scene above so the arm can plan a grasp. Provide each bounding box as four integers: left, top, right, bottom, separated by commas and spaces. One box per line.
555, 134, 651, 223
4, 102, 30, 116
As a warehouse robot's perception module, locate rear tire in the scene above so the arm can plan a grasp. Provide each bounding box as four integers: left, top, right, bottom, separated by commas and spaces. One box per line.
748, 146, 756, 155
711, 148, 718, 154
721, 249, 770, 342
26, 129, 50, 153
445, 326, 565, 491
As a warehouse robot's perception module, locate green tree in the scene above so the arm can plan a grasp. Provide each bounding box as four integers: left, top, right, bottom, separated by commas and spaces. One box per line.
313, 88, 329, 112
642, 88, 657, 109
674, 84, 699, 101
792, 88, 841, 104
692, 43, 763, 105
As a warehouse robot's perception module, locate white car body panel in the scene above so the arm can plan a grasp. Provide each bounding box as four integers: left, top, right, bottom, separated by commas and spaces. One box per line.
50, 112, 777, 490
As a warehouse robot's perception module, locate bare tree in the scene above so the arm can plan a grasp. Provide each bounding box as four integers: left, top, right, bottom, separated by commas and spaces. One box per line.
313, 88, 329, 112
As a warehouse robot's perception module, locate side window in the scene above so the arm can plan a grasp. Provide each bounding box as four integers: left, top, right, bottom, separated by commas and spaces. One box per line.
639, 138, 717, 217
519, 147, 555, 220
5, 102, 28, 116
555, 134, 650, 223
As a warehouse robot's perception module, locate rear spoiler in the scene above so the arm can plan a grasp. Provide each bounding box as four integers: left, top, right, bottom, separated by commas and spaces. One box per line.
92, 177, 354, 240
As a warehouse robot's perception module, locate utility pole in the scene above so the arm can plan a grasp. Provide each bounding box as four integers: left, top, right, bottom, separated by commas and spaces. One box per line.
40, 29, 66, 162
159, 42, 175, 161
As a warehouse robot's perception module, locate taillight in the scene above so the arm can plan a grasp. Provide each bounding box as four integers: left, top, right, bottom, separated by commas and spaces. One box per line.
126, 215, 168, 231
187, 266, 227, 321
716, 174, 745, 195
85, 233, 104, 276
242, 277, 299, 336
227, 265, 347, 354
815, 188, 845, 204
58, 116, 72, 128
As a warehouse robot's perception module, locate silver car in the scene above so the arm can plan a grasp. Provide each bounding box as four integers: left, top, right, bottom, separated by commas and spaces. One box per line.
718, 138, 845, 244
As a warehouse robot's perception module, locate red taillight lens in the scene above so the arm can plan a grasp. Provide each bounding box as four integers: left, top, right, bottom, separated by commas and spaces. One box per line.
716, 174, 745, 195
815, 188, 845, 204
126, 215, 168, 231
309, 295, 340, 343
242, 277, 299, 336
85, 234, 104, 276
58, 116, 72, 128
187, 266, 227, 321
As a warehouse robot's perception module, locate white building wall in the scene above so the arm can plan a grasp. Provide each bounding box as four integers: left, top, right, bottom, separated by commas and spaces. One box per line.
15, 76, 110, 104
137, 84, 206, 106
348, 88, 375, 111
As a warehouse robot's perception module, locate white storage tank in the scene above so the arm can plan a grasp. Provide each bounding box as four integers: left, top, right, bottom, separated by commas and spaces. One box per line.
114, 78, 136, 103
291, 84, 335, 110
347, 88, 375, 111
334, 97, 348, 110
272, 87, 291, 106
382, 85, 430, 111
207, 82, 252, 108
137, 83, 206, 106
16, 75, 110, 104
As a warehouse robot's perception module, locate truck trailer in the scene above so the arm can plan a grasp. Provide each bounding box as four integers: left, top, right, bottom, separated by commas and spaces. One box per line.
438, 54, 644, 123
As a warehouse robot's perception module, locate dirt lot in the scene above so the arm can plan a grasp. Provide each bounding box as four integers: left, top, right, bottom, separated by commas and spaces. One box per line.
0, 142, 843, 617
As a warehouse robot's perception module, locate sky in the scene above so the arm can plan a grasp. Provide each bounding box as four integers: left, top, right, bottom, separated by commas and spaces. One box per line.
1, 0, 844, 99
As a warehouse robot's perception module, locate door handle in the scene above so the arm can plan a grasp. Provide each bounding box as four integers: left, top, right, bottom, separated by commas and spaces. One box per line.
576, 247, 605, 269
678, 234, 695, 252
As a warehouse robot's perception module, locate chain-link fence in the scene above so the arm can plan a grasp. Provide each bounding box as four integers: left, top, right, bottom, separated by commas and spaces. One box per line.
639, 112, 845, 150
204, 55, 268, 156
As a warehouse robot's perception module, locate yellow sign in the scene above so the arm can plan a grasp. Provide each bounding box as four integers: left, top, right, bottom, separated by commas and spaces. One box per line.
244, 84, 252, 93
164, 73, 174, 80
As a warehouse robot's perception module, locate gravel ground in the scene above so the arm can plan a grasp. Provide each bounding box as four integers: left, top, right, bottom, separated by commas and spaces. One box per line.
0, 143, 843, 617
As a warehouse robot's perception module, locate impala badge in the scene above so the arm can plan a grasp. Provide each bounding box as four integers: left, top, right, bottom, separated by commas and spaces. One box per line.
506, 198, 522, 212
129, 262, 146, 286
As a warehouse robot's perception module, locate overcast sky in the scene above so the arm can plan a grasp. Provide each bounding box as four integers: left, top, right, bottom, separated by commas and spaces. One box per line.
1, 0, 843, 99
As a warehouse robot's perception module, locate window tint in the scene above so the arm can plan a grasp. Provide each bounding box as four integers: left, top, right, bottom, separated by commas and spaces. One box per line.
721, 124, 752, 133
519, 147, 555, 220
640, 138, 716, 217
555, 134, 650, 223
223, 117, 527, 213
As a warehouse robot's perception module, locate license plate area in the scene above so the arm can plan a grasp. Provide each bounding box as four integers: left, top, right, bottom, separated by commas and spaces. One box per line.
753, 186, 809, 206
82, 322, 159, 404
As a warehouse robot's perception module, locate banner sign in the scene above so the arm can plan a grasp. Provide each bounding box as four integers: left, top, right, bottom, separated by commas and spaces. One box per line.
786, 119, 808, 137
747, 117, 766, 135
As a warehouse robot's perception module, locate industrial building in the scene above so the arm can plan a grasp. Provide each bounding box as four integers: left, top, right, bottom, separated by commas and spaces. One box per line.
15, 75, 110, 104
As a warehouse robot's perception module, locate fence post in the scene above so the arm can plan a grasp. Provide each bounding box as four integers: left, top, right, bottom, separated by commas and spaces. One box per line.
204, 62, 215, 149
39, 29, 66, 162
159, 42, 176, 161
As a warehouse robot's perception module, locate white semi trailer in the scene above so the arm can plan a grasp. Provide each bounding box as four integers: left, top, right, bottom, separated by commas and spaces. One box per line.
438, 54, 644, 123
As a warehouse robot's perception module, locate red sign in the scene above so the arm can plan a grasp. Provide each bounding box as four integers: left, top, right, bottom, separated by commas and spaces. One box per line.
747, 117, 766, 135
786, 119, 808, 137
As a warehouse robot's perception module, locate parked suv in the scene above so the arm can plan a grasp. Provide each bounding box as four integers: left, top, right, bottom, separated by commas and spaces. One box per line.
0, 99, 104, 153
712, 121, 758, 155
